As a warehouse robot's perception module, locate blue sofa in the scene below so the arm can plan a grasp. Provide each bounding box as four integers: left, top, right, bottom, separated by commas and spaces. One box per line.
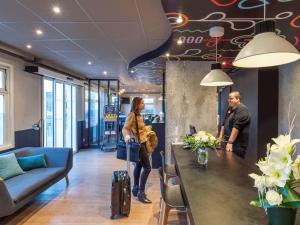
0, 147, 73, 218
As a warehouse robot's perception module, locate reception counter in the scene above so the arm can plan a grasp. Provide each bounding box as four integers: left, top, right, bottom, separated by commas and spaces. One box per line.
172, 144, 300, 225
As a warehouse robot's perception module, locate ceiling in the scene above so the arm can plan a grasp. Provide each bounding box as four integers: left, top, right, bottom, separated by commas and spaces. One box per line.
1, 1, 300, 90
129, 0, 300, 84
0, 0, 171, 92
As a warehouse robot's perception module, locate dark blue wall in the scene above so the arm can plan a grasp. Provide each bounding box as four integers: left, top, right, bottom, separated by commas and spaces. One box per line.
15, 129, 41, 148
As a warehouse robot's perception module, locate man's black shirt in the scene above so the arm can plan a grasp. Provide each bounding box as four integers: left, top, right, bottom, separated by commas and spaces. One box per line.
223, 103, 251, 147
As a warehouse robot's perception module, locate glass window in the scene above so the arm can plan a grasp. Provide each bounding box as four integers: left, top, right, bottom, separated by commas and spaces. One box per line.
43, 79, 77, 149
111, 95, 118, 105
65, 84, 72, 148
143, 97, 155, 114
85, 86, 89, 129
0, 70, 4, 90
72, 86, 77, 152
0, 95, 4, 145
0, 67, 12, 149
90, 85, 98, 145
144, 98, 154, 104
144, 104, 155, 114
43, 79, 54, 147
55, 82, 64, 147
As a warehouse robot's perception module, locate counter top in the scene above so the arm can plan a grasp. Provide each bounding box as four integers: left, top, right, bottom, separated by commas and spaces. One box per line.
172, 144, 300, 225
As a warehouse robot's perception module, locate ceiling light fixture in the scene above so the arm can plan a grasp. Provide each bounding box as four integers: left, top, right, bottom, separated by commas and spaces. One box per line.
200, 26, 233, 87
103, 71, 107, 75
119, 88, 126, 95
88, 61, 92, 65
176, 16, 183, 24
35, 29, 43, 35
53, 6, 61, 14
233, 3, 300, 68
26, 44, 32, 49
177, 39, 183, 45
165, 53, 170, 57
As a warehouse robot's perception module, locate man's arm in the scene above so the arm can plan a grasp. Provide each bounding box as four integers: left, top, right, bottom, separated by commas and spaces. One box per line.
228, 128, 239, 143
226, 128, 239, 152
219, 126, 224, 139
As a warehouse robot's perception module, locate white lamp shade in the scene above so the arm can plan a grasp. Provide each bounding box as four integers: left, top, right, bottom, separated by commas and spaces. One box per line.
233, 32, 300, 68
200, 66, 233, 87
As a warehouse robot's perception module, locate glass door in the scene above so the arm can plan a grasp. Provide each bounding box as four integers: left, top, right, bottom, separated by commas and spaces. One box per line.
55, 82, 64, 147
87, 79, 120, 149
89, 81, 99, 145
43, 78, 77, 151
43, 79, 54, 147
72, 86, 77, 152
65, 84, 72, 147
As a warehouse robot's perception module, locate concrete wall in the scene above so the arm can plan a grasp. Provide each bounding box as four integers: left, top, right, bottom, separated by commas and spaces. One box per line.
279, 60, 300, 154
166, 61, 218, 162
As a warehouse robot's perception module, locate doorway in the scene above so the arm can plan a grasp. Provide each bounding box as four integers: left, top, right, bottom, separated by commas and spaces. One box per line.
85, 79, 120, 150
43, 78, 77, 152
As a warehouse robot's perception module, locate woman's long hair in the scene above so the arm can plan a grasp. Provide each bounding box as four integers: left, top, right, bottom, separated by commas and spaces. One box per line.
131, 97, 143, 114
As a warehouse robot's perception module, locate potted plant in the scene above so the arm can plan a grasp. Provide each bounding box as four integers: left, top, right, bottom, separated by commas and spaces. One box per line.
249, 133, 300, 225
183, 131, 219, 167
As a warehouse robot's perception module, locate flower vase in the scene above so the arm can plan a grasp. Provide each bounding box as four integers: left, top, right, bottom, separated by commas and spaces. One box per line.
267, 207, 297, 225
196, 148, 208, 168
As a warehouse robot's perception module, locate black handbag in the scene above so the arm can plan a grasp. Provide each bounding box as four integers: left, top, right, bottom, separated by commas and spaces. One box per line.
117, 113, 140, 163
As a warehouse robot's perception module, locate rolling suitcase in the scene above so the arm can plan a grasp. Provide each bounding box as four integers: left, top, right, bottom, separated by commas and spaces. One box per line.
111, 144, 131, 218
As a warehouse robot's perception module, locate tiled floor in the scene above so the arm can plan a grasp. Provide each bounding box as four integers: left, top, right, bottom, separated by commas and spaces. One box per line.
0, 149, 187, 225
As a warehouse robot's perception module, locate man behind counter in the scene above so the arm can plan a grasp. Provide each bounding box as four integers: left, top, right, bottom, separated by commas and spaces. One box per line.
219, 91, 251, 158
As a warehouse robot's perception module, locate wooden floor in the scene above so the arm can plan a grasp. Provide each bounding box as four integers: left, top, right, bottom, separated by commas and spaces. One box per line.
0, 149, 187, 225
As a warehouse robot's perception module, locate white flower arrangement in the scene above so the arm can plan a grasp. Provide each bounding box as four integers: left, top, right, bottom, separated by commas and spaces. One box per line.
183, 130, 219, 151
249, 111, 300, 209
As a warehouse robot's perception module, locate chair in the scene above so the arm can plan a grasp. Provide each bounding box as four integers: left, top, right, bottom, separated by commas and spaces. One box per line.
189, 125, 197, 135
160, 151, 177, 183
158, 168, 189, 225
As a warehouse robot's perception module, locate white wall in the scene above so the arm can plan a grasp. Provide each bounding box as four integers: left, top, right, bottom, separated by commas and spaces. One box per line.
0, 52, 41, 132
0, 52, 86, 150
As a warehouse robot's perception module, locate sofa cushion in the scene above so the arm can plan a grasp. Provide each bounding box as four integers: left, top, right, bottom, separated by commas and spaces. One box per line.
4, 167, 65, 203
0, 153, 25, 180
17, 154, 47, 171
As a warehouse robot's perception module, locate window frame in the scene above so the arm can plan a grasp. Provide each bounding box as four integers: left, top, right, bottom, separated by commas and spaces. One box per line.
0, 62, 14, 151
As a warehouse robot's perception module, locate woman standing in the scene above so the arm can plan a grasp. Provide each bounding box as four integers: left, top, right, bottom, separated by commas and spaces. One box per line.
122, 97, 152, 204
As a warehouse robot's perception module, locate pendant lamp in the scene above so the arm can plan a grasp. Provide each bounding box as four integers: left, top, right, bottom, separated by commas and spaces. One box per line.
200, 27, 233, 87
233, 4, 300, 68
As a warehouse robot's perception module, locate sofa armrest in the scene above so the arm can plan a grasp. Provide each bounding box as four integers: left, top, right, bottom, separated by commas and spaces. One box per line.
0, 178, 15, 217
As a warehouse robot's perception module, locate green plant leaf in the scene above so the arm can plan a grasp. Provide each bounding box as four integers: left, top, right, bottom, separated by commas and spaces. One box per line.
281, 185, 300, 208
250, 196, 271, 208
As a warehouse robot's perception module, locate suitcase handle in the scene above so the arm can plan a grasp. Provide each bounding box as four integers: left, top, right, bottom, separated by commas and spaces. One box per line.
126, 144, 130, 174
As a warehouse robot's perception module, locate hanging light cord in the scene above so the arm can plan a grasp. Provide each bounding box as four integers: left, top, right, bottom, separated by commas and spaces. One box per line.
263, 0, 266, 21
215, 37, 218, 63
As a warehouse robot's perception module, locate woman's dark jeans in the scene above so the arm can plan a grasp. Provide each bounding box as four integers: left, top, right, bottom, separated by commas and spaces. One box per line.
133, 143, 151, 192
